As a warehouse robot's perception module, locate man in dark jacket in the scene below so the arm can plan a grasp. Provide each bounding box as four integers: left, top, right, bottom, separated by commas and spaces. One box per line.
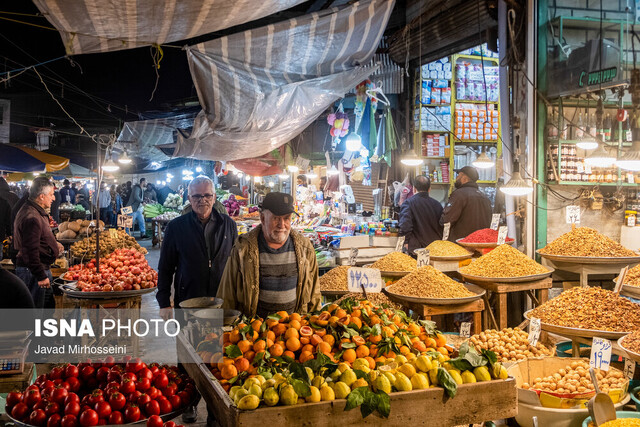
157, 175, 237, 317
59, 179, 75, 204
0, 197, 11, 259
399, 176, 443, 255
0, 177, 19, 209
13, 177, 63, 307
126, 178, 146, 238
441, 166, 492, 242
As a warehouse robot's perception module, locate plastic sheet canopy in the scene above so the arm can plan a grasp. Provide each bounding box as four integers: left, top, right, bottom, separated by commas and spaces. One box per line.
0, 144, 69, 173
32, 0, 307, 55
174, 0, 395, 162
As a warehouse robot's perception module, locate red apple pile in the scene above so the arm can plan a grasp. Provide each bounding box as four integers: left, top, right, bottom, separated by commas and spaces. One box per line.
6, 357, 198, 427
63, 248, 157, 292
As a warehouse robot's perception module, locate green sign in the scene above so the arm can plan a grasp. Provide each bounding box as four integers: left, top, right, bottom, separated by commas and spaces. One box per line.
578, 67, 618, 87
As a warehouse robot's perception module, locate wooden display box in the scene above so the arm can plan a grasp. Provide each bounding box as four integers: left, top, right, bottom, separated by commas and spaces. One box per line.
177, 334, 517, 427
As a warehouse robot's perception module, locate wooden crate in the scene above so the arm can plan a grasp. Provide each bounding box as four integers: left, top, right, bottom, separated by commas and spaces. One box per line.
177, 334, 517, 427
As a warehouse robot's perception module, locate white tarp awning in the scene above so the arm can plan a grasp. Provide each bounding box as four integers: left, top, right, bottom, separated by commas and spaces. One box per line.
32, 0, 307, 55
174, 0, 395, 161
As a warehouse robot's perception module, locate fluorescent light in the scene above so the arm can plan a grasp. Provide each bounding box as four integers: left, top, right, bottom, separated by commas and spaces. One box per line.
616, 141, 640, 171
156, 180, 161, 185
472, 152, 494, 169
196, 166, 203, 173
268, 182, 275, 188
279, 174, 289, 180
584, 145, 616, 167
400, 152, 424, 166
345, 133, 362, 152
118, 151, 132, 164
166, 173, 174, 178
287, 165, 299, 173
576, 139, 599, 150
326, 165, 339, 176
166, 177, 172, 183
102, 159, 120, 172
500, 171, 533, 196
306, 168, 318, 179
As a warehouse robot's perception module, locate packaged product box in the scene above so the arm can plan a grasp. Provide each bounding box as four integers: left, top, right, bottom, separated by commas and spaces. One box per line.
443, 63, 452, 73
431, 88, 441, 104
441, 87, 452, 104
430, 70, 438, 79
433, 79, 449, 88
421, 80, 432, 104
434, 62, 443, 71
437, 71, 445, 79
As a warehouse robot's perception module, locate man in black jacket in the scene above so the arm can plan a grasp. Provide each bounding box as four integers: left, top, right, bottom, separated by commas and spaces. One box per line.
399, 175, 443, 256
441, 166, 492, 242
157, 175, 237, 317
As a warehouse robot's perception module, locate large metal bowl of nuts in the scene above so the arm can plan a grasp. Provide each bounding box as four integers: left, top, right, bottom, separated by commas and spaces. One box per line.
524, 310, 630, 340
461, 268, 554, 284
384, 283, 485, 305
537, 251, 640, 265
618, 332, 640, 364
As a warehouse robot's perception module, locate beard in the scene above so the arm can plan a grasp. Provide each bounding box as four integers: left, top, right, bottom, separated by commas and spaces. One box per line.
454, 180, 462, 189
268, 229, 290, 244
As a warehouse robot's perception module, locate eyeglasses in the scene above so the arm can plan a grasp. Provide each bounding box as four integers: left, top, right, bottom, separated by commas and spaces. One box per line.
190, 194, 214, 202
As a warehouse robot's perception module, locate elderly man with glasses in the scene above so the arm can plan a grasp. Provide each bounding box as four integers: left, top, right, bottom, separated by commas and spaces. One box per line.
157, 175, 238, 319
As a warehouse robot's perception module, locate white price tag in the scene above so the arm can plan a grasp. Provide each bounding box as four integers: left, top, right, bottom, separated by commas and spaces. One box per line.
624, 358, 636, 380
395, 236, 405, 252
613, 266, 629, 294
416, 249, 430, 267
121, 206, 133, 215
528, 317, 541, 346
565, 205, 580, 224
347, 267, 382, 293
590, 337, 612, 371
490, 214, 500, 231
348, 247, 359, 266
443, 223, 451, 241
628, 216, 637, 227
497, 226, 508, 245
628, 173, 635, 184
460, 322, 472, 338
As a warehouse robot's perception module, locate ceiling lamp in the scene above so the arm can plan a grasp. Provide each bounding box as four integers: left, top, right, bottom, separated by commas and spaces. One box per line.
196, 166, 203, 173
326, 165, 340, 176
616, 141, 640, 171
584, 144, 616, 167
400, 151, 424, 166
118, 151, 132, 164
500, 170, 533, 196
576, 138, 599, 150
268, 182, 275, 188
278, 173, 289, 180
345, 133, 362, 152
254, 176, 261, 183
102, 158, 120, 172
472, 151, 494, 169
287, 164, 299, 173
306, 168, 318, 179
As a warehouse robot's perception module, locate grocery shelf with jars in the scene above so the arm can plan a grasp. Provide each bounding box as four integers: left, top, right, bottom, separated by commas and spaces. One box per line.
412, 44, 502, 203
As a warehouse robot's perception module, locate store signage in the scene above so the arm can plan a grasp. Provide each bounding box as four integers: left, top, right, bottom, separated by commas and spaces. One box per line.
416, 249, 430, 267
348, 247, 359, 266
528, 317, 541, 346
497, 226, 508, 245
117, 215, 133, 228
443, 223, 451, 241
624, 358, 636, 379
121, 206, 133, 215
578, 67, 617, 88
395, 236, 405, 252
565, 205, 580, 224
613, 266, 629, 294
347, 267, 382, 293
490, 214, 500, 230
590, 337, 612, 371
459, 322, 472, 338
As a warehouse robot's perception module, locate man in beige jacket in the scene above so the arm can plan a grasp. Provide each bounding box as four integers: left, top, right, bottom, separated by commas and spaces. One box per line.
217, 192, 321, 318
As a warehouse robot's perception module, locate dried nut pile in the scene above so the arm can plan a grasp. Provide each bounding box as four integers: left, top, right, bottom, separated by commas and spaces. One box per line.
469, 327, 554, 362
539, 227, 637, 257
529, 287, 640, 332
460, 244, 548, 277
335, 292, 403, 310
71, 229, 147, 258
624, 264, 640, 287
319, 266, 350, 291
386, 265, 474, 299
620, 330, 640, 354
425, 240, 472, 257
370, 251, 417, 272
599, 420, 640, 427
520, 360, 626, 394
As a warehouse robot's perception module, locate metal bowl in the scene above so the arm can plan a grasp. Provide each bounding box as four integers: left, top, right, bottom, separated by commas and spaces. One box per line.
178, 297, 223, 309
192, 308, 241, 326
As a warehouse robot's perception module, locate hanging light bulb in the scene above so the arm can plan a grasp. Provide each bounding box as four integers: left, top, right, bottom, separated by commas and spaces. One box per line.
584, 144, 616, 167
236, 171, 243, 178
576, 138, 599, 150
400, 152, 424, 166
102, 158, 120, 172
306, 168, 318, 179
268, 181, 275, 188
345, 133, 362, 152
118, 151, 132, 164
278, 173, 289, 180
472, 151, 494, 169
500, 170, 533, 196
156, 180, 161, 185
326, 165, 339, 176
254, 176, 261, 183
287, 164, 299, 173
616, 140, 640, 171
161, 180, 166, 186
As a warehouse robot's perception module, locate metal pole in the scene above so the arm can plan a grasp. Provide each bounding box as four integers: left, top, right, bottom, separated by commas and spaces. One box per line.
95, 138, 101, 273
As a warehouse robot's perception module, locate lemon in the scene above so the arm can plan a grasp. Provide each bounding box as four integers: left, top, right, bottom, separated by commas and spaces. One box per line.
229, 385, 243, 400
394, 372, 412, 391
320, 384, 335, 401
428, 368, 439, 386
410, 372, 429, 389
234, 388, 250, 405
262, 378, 277, 390
379, 362, 397, 374
383, 372, 397, 387
243, 378, 261, 390
461, 371, 476, 384
337, 362, 350, 373
473, 366, 491, 382
237, 394, 260, 410
340, 369, 358, 387
329, 369, 342, 382
406, 353, 417, 362
305, 367, 315, 381
351, 378, 369, 390
436, 353, 447, 364
263, 387, 279, 406
311, 375, 325, 389
273, 373, 287, 383
279, 384, 299, 405
448, 370, 463, 385
306, 386, 321, 402
368, 370, 379, 383
395, 355, 408, 365
491, 363, 508, 380
248, 384, 263, 398
430, 359, 440, 370
397, 363, 416, 379
352, 358, 370, 373
333, 381, 351, 399
415, 355, 433, 373
374, 374, 392, 393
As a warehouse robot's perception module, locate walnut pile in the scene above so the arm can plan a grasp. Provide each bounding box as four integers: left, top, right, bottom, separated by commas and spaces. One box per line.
461, 244, 548, 277
539, 227, 637, 257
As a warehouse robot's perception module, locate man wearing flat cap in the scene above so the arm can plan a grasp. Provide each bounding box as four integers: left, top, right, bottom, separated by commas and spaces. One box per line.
217, 192, 321, 318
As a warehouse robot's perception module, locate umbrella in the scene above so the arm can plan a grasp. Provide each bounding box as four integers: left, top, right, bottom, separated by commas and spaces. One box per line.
0, 144, 69, 173
52, 163, 94, 179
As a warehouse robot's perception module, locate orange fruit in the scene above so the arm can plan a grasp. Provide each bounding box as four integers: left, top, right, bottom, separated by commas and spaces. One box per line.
408, 324, 421, 335
254, 351, 267, 362
300, 336, 310, 345
244, 351, 255, 362
218, 357, 234, 371
299, 326, 313, 337
199, 351, 212, 364
301, 344, 314, 354
369, 315, 381, 325
322, 335, 335, 346
276, 311, 290, 322
286, 337, 301, 352
368, 345, 378, 357
351, 309, 361, 318
310, 334, 323, 346
251, 319, 262, 332
237, 340, 252, 354
284, 328, 299, 340
382, 351, 396, 359
399, 345, 410, 355
413, 341, 427, 353
352, 336, 366, 346
327, 303, 339, 313
355, 345, 370, 358
350, 317, 362, 329
335, 309, 347, 319
375, 356, 386, 364
289, 319, 301, 331
247, 330, 259, 342
234, 357, 250, 372
425, 337, 437, 349
253, 340, 267, 353
290, 313, 302, 323
269, 343, 284, 357
266, 319, 279, 328
342, 348, 356, 363
436, 346, 449, 356
316, 341, 332, 355
272, 323, 287, 338
365, 356, 376, 370
314, 328, 326, 337
222, 332, 231, 344
369, 334, 382, 344
229, 330, 241, 344
435, 333, 447, 348
283, 350, 295, 359
265, 330, 276, 342
220, 364, 237, 380
299, 351, 314, 363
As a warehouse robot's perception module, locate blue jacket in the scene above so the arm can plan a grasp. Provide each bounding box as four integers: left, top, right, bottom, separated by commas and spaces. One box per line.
399, 192, 444, 255
60, 186, 75, 204
156, 209, 238, 308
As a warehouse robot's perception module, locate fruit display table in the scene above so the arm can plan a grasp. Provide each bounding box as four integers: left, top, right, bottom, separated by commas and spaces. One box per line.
176, 333, 517, 427
398, 299, 485, 335
463, 278, 552, 330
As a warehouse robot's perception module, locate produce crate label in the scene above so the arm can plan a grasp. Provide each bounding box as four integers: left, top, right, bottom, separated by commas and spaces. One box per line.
121, 206, 133, 215
395, 236, 405, 252
416, 249, 430, 267
528, 317, 541, 346
348, 247, 359, 266
459, 322, 472, 338
497, 226, 508, 245
590, 337, 612, 371
443, 222, 451, 241
565, 205, 580, 224
490, 214, 500, 230
347, 267, 382, 293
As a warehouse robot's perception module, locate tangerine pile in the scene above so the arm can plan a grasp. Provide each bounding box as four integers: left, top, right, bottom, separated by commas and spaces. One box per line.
198, 299, 449, 390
